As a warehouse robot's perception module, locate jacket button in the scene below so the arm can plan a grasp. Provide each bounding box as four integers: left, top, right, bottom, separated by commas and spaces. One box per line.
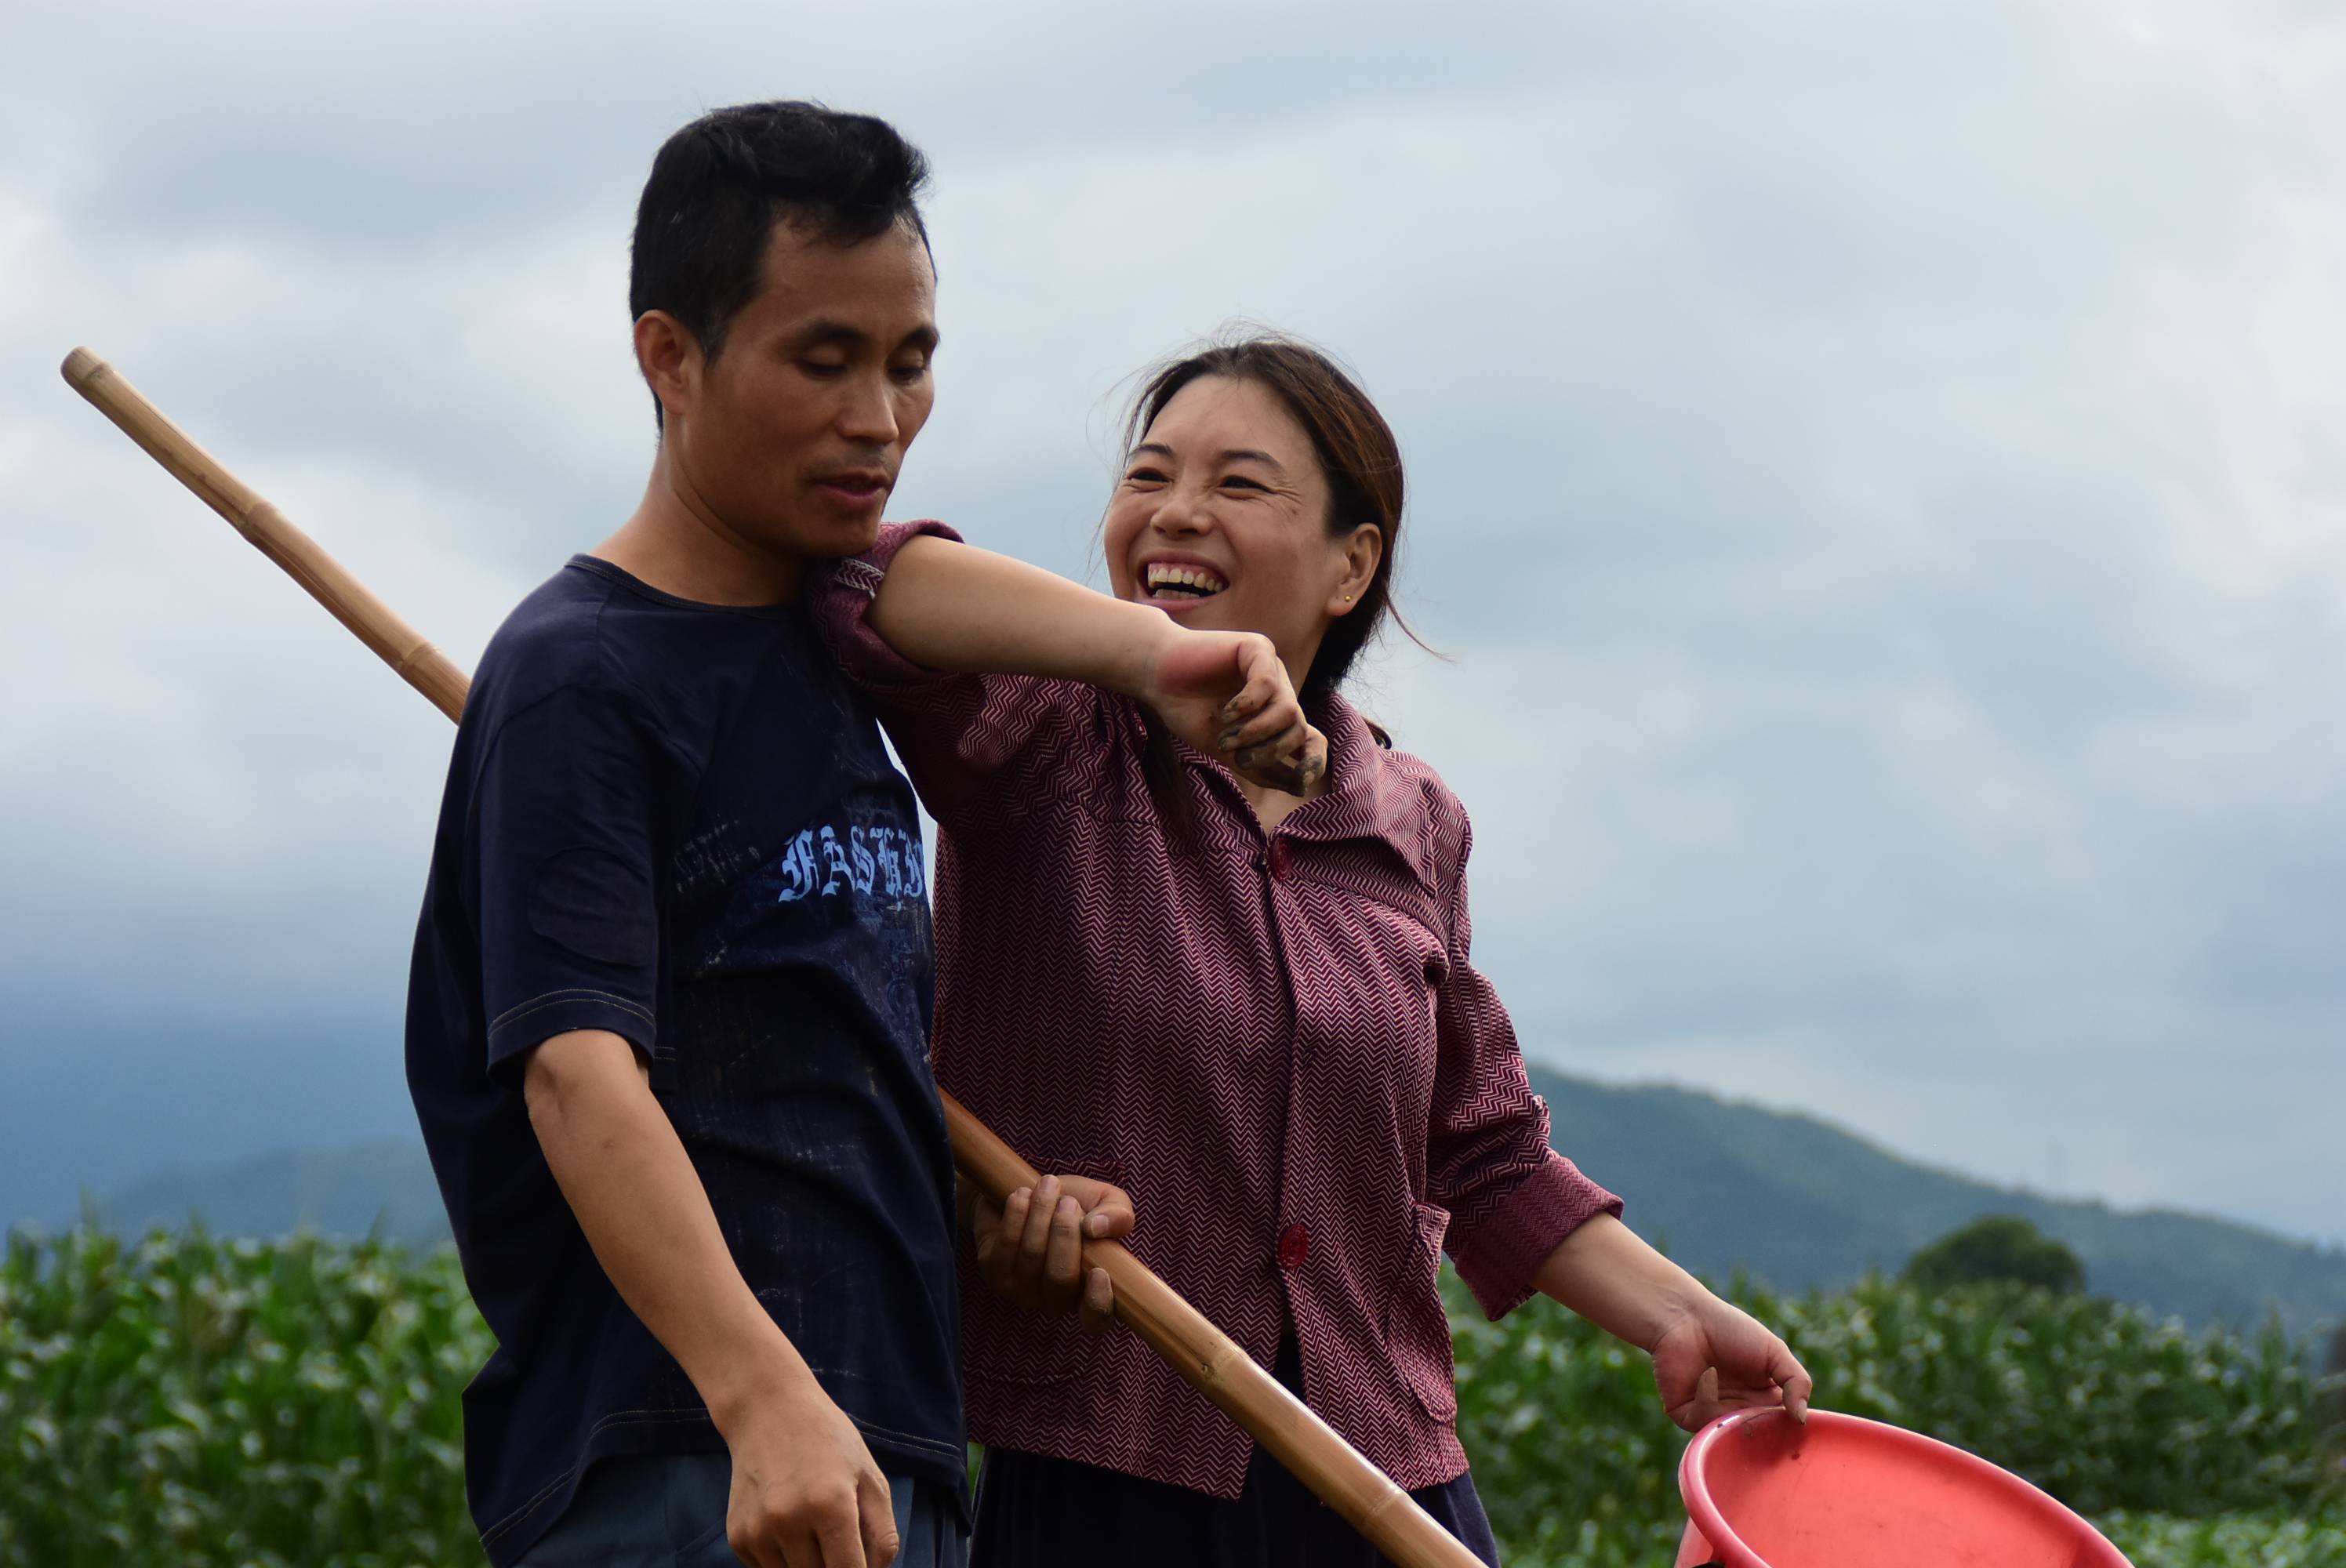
1277, 1224, 1310, 1270
1267, 840, 1292, 881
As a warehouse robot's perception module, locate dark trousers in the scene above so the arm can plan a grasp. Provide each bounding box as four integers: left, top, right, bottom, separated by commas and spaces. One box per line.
515, 1452, 964, 1567
970, 1339, 1501, 1567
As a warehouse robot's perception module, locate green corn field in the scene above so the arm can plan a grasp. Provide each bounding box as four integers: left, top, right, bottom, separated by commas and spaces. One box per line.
0, 1228, 486, 1568
2, 1226, 2340, 1567
1448, 1274, 2346, 1568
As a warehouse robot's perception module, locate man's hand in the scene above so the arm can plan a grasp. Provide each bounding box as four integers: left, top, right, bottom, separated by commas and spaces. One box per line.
1145, 628, 1327, 795
1647, 1293, 1814, 1433
523, 1029, 901, 1566
715, 1371, 899, 1568
961, 1172, 1135, 1335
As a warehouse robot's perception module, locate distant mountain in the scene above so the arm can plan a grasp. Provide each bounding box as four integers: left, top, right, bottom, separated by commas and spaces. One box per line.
1534, 1071, 2346, 1335
84, 1141, 451, 1248
46, 1073, 2346, 1336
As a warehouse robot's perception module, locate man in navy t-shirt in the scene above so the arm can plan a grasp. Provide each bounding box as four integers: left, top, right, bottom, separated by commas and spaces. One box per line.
406, 105, 965, 1568
408, 100, 1329, 1568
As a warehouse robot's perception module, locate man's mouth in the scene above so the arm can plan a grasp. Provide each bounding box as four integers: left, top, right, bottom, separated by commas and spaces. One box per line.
1142, 561, 1229, 603
815, 470, 892, 505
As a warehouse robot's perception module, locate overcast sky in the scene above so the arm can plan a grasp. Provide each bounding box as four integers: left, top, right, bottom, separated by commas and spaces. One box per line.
3, 1, 2341, 1248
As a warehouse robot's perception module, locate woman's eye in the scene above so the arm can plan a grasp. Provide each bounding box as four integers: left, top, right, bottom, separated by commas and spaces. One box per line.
1124, 466, 1168, 485
1221, 475, 1267, 492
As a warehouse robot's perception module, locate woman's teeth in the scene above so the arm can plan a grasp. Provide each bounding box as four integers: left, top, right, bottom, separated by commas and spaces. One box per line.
1144, 563, 1227, 599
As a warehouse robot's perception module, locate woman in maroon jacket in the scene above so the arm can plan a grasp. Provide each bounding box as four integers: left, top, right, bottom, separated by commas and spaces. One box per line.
816, 336, 1809, 1566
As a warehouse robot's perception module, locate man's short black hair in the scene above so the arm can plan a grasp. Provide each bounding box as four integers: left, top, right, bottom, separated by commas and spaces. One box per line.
630, 101, 932, 419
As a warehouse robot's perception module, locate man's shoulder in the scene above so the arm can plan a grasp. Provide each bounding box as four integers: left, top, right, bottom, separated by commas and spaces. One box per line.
479, 554, 608, 665
470, 557, 644, 714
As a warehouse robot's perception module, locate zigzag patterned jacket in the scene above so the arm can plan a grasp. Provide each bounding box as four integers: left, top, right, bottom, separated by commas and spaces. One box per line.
815, 522, 1622, 1497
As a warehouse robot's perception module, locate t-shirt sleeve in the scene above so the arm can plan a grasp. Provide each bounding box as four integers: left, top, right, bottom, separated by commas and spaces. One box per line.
811, 521, 1124, 830
471, 681, 662, 1075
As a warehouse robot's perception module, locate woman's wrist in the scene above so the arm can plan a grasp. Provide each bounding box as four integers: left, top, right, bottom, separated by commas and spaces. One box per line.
1532, 1212, 1706, 1348
1113, 607, 1187, 702
1637, 1276, 1715, 1354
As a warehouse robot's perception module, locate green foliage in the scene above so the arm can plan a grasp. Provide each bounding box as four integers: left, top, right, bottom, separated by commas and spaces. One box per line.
1905, 1212, 2087, 1296
2097, 1504, 2346, 1568
4, 1228, 2340, 1567
1767, 1273, 2337, 1516
0, 1225, 492, 1568
1450, 1290, 1690, 1567
1451, 1268, 2344, 1563
1492, 1506, 2346, 1568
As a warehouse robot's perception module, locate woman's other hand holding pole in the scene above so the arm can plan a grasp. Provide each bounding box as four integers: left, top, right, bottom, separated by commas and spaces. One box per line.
959, 1172, 1135, 1336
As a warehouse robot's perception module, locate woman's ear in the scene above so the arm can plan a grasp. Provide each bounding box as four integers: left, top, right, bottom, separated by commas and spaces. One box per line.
1328, 524, 1384, 616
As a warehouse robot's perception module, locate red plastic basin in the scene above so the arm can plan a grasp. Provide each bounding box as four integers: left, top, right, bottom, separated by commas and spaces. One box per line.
1674, 1409, 2133, 1567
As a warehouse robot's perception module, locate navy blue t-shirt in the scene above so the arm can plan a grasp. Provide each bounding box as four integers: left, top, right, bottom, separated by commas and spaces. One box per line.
405, 556, 964, 1565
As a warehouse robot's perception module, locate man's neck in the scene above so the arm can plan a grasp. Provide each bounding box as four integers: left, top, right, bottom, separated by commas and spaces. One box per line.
593, 456, 805, 607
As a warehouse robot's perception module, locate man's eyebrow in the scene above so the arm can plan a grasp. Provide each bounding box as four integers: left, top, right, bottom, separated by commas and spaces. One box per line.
783, 320, 939, 354
787, 318, 870, 351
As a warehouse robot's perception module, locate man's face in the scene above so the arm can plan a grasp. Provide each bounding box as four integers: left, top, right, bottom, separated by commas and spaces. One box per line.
667, 218, 938, 564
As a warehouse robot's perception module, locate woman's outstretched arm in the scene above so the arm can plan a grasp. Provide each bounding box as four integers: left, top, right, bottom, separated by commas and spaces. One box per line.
866, 533, 1324, 790
1531, 1214, 1814, 1431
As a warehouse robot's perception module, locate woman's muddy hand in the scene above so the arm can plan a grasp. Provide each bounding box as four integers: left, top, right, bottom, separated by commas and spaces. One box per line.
1151, 628, 1327, 794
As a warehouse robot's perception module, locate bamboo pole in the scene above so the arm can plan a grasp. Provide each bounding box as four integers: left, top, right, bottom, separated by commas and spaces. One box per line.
63, 350, 470, 722
62, 347, 1491, 1568
938, 1099, 1480, 1559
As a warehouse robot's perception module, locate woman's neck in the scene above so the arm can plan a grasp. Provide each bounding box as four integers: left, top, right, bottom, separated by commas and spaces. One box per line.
1240, 773, 1319, 832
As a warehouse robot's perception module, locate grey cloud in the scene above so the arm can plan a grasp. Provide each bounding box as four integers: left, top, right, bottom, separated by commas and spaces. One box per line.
3, 0, 2341, 1247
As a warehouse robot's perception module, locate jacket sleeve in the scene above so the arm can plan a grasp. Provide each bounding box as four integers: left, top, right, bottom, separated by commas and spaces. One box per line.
1427, 817, 1624, 1319
808, 521, 1128, 831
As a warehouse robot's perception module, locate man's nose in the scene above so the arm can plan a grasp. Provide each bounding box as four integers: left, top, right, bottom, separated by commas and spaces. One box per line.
837, 372, 901, 445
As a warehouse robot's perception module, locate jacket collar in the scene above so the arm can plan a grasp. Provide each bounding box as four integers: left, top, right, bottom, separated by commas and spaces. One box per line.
1278, 692, 1418, 844
1178, 691, 1438, 877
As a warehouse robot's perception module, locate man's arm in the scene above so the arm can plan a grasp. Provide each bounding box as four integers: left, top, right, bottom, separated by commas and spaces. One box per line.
1531, 1212, 1814, 1432
524, 1029, 897, 1568
866, 534, 1324, 789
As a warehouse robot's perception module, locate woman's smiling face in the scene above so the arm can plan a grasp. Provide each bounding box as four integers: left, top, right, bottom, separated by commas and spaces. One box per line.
1104, 375, 1378, 682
